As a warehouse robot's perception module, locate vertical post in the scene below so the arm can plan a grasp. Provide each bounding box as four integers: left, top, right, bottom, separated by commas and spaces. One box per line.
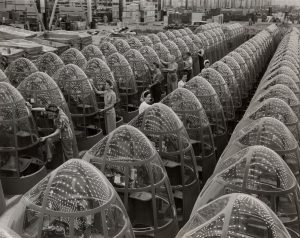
87, 0, 92, 24
0, 179, 6, 215
49, 0, 59, 30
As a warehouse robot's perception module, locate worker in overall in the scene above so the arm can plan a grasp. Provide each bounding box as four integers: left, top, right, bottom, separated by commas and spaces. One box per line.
149, 62, 163, 103
161, 55, 178, 94
198, 49, 205, 72
183, 52, 193, 82
90, 79, 117, 134
39, 104, 74, 161
26, 102, 74, 161
139, 90, 152, 114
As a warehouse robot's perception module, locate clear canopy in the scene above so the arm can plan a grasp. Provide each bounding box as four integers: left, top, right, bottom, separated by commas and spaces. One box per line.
0, 69, 9, 83
84, 58, 119, 99
240, 98, 300, 141
0, 82, 39, 150
192, 146, 300, 236
153, 43, 171, 62
106, 53, 137, 95
223, 117, 300, 181
113, 39, 131, 55
35, 52, 64, 77
128, 103, 200, 222
136, 35, 153, 47
60, 48, 87, 70
165, 31, 176, 41
124, 49, 149, 76
172, 30, 182, 38
172, 38, 189, 55
201, 68, 234, 121
126, 37, 143, 50
148, 34, 161, 45
184, 76, 227, 136
129, 103, 190, 153
161, 88, 215, 181
178, 29, 188, 36
211, 61, 242, 109
197, 33, 209, 50
139, 46, 160, 66
21, 159, 134, 238
99, 41, 118, 57
4, 58, 38, 87
252, 84, 300, 119
221, 55, 246, 99
157, 32, 169, 42
0, 227, 21, 238
52, 64, 98, 114
163, 40, 182, 62
17, 71, 67, 109
177, 193, 291, 238
228, 51, 250, 94
264, 66, 300, 91
83, 125, 178, 237
234, 47, 255, 83
184, 28, 193, 35
258, 74, 300, 99
81, 44, 106, 62
189, 34, 204, 51
182, 36, 199, 54
161, 88, 210, 129
123, 49, 151, 88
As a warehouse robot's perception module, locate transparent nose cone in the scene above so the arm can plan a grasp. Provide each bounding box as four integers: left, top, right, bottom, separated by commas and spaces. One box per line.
20, 159, 134, 238
99, 41, 118, 58
0, 227, 21, 238
129, 103, 200, 224
60, 48, 87, 70
139, 46, 160, 66
193, 145, 300, 236
210, 61, 242, 109
0, 82, 46, 194
223, 117, 300, 183
184, 76, 227, 138
83, 125, 179, 237
201, 68, 235, 121
35, 52, 64, 77
161, 88, 216, 183
113, 38, 131, 55
137, 35, 153, 47
238, 98, 300, 142
81, 44, 106, 62
177, 193, 291, 238
251, 84, 300, 120
4, 57, 38, 87
126, 37, 143, 50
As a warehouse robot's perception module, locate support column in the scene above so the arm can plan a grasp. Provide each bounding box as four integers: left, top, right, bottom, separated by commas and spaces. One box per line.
0, 180, 6, 215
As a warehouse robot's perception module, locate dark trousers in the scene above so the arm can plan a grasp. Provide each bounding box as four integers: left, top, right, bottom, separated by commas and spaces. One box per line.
150, 83, 162, 103
183, 70, 193, 82
45, 137, 73, 162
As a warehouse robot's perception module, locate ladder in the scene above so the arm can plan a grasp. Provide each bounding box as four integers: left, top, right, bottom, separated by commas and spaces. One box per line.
48, 0, 92, 30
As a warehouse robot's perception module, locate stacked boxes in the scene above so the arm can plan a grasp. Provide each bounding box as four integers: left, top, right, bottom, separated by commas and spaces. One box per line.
122, 3, 140, 24
140, 0, 155, 23
112, 0, 122, 22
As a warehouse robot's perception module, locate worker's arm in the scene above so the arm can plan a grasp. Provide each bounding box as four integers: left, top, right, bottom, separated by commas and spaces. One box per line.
93, 87, 105, 95
160, 59, 170, 65
31, 107, 46, 112
26, 102, 46, 112
40, 129, 61, 142
90, 79, 105, 95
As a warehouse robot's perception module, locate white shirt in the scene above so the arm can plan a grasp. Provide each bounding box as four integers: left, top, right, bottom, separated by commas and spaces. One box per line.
184, 57, 193, 70
178, 80, 186, 88
139, 101, 151, 114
